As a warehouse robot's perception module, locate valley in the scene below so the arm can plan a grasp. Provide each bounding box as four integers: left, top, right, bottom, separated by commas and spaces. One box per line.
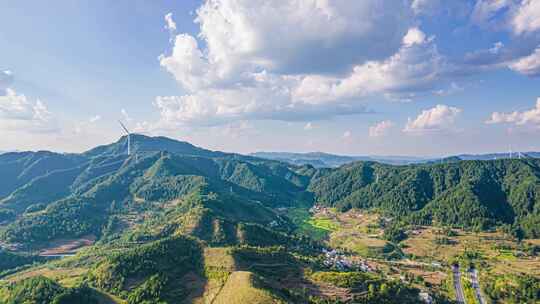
0, 135, 538, 303
287, 206, 540, 303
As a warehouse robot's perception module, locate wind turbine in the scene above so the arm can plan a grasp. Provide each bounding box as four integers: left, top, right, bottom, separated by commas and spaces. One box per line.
118, 120, 131, 156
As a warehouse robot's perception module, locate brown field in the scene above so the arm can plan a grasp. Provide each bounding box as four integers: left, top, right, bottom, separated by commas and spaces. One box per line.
403, 227, 540, 276
38, 235, 96, 256
407, 268, 448, 285
321, 209, 388, 256
204, 247, 236, 270
5, 266, 88, 286
525, 239, 540, 246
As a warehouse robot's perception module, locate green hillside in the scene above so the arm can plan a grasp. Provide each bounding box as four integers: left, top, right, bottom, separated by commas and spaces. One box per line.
309, 159, 540, 237
0, 151, 86, 198
0, 276, 98, 304
0, 250, 42, 274
1, 136, 539, 243
88, 236, 203, 301
0, 142, 313, 246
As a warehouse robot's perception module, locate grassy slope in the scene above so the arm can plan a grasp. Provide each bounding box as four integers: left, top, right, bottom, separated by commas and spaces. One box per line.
212, 271, 284, 304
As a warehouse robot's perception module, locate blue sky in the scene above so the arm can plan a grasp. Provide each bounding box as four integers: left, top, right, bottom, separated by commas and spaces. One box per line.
1, 0, 539, 156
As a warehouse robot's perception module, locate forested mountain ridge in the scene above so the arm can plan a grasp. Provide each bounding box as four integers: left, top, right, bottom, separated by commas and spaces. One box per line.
309, 159, 540, 237
1, 135, 539, 246
0, 152, 311, 246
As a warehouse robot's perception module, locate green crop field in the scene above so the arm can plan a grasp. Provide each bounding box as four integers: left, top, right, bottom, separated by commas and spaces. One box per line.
307, 217, 339, 231
283, 208, 335, 240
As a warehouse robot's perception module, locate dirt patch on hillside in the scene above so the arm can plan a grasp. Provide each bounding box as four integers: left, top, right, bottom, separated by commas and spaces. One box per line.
39, 235, 96, 256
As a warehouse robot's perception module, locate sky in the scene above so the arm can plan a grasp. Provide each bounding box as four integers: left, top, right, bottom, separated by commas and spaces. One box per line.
1, 0, 539, 157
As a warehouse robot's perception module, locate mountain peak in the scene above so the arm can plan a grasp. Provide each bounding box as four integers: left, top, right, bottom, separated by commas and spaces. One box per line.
84, 134, 226, 158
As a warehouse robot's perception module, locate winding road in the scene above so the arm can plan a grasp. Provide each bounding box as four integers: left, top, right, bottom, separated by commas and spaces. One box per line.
469, 268, 486, 304
452, 265, 466, 304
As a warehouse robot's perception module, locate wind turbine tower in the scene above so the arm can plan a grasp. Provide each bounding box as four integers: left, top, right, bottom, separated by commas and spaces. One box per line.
119, 121, 131, 156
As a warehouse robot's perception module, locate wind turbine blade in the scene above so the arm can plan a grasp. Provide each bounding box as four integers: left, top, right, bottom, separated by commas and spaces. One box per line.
118, 120, 130, 134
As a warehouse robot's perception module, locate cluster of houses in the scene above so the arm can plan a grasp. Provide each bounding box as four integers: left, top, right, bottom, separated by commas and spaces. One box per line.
419, 291, 433, 304
309, 205, 333, 216
322, 248, 374, 272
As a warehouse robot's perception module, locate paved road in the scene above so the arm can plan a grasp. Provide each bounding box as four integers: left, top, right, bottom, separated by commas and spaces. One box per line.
469, 269, 486, 304
453, 265, 466, 304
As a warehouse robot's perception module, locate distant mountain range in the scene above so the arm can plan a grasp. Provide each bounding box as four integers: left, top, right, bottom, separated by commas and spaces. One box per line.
251, 151, 540, 168
455, 152, 540, 161
250, 152, 431, 167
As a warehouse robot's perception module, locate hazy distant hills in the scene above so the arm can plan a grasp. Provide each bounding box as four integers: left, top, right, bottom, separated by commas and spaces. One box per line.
250, 151, 431, 167
251, 151, 540, 168
456, 152, 540, 160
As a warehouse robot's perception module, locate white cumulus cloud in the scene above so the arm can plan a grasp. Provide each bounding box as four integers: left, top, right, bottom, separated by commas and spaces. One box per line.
471, 0, 513, 28
464, 0, 540, 77
404, 104, 462, 134
509, 47, 540, 76
159, 0, 414, 90
155, 1, 460, 127
471, 0, 540, 35
164, 12, 177, 33
486, 97, 540, 126
293, 28, 446, 104
0, 88, 57, 133
369, 120, 395, 137
403, 27, 427, 46
512, 0, 540, 34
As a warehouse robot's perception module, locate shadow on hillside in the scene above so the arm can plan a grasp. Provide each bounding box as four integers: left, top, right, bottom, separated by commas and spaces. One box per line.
91, 288, 122, 304
228, 247, 334, 303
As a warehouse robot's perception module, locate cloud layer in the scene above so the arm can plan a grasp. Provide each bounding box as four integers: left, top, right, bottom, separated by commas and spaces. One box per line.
487, 97, 540, 127
0, 88, 57, 133
147, 0, 540, 131
404, 104, 462, 134
154, 0, 463, 127
509, 47, 540, 76
369, 120, 395, 137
